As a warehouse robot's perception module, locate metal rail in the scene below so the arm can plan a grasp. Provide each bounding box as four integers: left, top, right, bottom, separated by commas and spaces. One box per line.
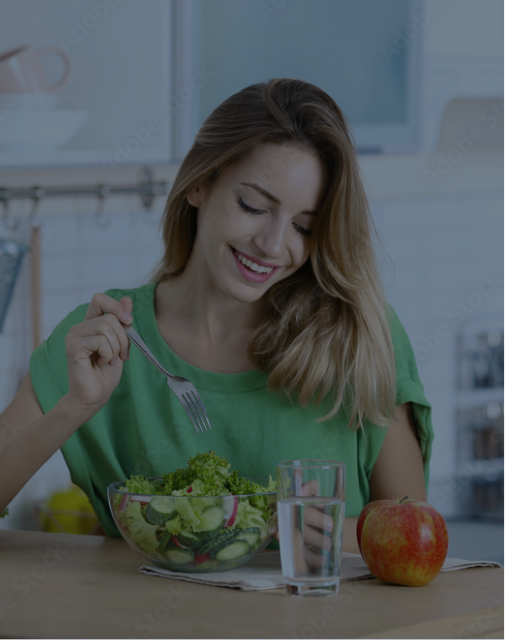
0, 168, 171, 211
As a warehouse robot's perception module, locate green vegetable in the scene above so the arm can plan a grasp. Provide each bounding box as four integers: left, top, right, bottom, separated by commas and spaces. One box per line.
162, 451, 231, 496
122, 501, 160, 556
165, 515, 182, 535
197, 528, 239, 555
176, 529, 206, 548
145, 497, 177, 526
213, 540, 250, 562
170, 495, 223, 530
122, 475, 161, 495
234, 500, 269, 537
158, 530, 172, 551
118, 452, 276, 566
235, 527, 261, 547
198, 506, 225, 532
165, 548, 194, 565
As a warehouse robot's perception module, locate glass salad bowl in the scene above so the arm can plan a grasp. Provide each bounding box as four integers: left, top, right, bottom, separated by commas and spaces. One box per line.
108, 478, 277, 573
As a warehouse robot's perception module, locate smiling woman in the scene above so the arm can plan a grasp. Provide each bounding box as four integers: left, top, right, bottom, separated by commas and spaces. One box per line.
0, 79, 432, 555
182, 144, 324, 306
152, 79, 397, 426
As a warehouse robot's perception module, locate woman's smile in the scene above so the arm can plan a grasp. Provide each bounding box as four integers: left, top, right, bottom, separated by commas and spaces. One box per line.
186, 142, 326, 305
231, 247, 280, 283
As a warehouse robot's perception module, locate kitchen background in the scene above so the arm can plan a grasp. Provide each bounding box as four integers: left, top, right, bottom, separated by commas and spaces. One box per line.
0, 0, 502, 562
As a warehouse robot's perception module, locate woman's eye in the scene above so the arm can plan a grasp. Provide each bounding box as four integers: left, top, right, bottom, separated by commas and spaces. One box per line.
294, 224, 312, 237
237, 196, 264, 214
237, 195, 311, 236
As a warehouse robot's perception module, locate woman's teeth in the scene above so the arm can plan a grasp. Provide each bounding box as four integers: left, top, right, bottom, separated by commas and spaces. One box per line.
235, 251, 273, 274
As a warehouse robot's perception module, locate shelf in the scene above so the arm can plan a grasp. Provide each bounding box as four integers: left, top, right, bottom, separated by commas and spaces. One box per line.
456, 458, 504, 479
456, 387, 504, 410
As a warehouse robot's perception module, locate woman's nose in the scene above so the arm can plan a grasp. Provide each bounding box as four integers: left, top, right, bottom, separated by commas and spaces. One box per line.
253, 216, 289, 258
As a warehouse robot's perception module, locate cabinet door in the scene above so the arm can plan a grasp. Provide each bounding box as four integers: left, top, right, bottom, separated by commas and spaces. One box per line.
174, 0, 423, 158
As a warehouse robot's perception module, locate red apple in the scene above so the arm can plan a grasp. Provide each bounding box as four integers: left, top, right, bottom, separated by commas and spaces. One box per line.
357, 496, 449, 587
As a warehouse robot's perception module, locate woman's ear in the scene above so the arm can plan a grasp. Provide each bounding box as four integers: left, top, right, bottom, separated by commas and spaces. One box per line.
187, 187, 202, 208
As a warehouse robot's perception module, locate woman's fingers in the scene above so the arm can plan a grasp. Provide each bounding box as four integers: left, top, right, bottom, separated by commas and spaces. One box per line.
84, 292, 133, 324
303, 523, 333, 553
118, 296, 133, 320
67, 317, 127, 366
303, 504, 334, 533
63, 294, 135, 419
303, 507, 333, 552
302, 545, 327, 570
80, 293, 133, 362
301, 479, 320, 497
71, 335, 121, 367
78, 315, 130, 362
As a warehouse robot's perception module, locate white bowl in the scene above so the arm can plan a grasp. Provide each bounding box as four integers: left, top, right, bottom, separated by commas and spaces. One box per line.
0, 109, 88, 151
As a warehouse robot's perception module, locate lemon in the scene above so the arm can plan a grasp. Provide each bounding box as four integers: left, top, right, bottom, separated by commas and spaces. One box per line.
40, 484, 99, 535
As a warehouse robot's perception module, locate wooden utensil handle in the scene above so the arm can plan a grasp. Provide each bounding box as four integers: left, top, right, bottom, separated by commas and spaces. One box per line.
30, 226, 42, 351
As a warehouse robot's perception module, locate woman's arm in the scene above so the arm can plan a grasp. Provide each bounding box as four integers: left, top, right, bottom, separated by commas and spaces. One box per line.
342, 402, 426, 554
369, 402, 427, 502
0, 374, 87, 511
0, 293, 133, 512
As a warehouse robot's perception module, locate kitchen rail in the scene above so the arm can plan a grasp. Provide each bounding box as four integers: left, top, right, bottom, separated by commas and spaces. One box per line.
0, 167, 171, 213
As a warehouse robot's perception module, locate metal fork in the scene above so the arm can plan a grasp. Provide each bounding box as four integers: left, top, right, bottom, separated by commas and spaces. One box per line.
124, 326, 211, 434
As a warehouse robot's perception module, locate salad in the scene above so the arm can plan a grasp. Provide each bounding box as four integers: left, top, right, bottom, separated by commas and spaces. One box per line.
113, 451, 277, 570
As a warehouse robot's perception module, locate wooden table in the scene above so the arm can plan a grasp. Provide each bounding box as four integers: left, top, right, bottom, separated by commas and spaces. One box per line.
0, 530, 502, 639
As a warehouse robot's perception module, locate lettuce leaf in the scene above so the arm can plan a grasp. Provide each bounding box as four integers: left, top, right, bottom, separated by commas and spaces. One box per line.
164, 515, 182, 535
162, 452, 231, 496
123, 501, 160, 555
234, 500, 268, 537
121, 475, 163, 495
169, 495, 223, 532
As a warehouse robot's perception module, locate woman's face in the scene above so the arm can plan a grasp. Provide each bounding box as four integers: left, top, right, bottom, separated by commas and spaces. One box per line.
187, 143, 326, 305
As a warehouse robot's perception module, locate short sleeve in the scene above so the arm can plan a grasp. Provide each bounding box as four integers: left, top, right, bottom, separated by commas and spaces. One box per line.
388, 305, 434, 490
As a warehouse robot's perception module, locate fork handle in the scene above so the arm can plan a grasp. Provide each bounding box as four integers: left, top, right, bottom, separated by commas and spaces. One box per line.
124, 326, 173, 379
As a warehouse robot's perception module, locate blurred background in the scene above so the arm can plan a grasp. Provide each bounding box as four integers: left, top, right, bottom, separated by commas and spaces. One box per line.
0, 0, 502, 561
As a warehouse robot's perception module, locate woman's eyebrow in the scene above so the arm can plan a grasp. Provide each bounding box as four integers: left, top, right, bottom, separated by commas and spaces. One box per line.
240, 182, 318, 215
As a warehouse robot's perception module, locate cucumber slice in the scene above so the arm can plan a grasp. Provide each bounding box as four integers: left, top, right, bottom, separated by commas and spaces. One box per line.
214, 541, 250, 562
145, 497, 177, 526
177, 529, 205, 548
235, 527, 261, 548
199, 506, 225, 532
197, 529, 237, 555
165, 548, 194, 565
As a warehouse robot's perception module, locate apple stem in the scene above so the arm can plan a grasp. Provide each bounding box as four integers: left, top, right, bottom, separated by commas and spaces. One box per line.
399, 495, 410, 503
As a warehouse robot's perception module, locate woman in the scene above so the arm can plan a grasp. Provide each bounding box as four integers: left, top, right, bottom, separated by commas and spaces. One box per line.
0, 79, 432, 553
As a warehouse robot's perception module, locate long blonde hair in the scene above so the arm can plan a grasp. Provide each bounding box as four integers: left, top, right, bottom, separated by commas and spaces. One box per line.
152, 78, 396, 429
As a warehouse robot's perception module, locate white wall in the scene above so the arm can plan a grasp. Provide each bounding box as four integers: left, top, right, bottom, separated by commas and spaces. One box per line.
0, 0, 502, 529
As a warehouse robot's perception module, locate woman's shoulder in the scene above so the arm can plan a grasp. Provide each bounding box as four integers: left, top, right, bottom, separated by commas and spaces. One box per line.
384, 303, 424, 383
385, 304, 414, 354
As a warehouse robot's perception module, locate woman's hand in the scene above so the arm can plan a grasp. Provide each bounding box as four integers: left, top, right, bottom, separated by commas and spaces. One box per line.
276, 478, 335, 574
299, 479, 334, 571
64, 293, 133, 420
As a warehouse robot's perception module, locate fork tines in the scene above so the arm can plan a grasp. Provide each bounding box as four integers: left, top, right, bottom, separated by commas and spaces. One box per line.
182, 390, 212, 434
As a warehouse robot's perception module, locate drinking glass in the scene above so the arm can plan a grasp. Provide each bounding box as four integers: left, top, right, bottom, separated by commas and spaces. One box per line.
277, 460, 345, 597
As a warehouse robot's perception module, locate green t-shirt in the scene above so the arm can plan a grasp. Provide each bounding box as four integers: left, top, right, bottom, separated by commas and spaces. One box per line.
30, 282, 433, 537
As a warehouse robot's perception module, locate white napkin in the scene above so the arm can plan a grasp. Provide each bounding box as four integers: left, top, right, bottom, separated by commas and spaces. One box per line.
138, 552, 503, 592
